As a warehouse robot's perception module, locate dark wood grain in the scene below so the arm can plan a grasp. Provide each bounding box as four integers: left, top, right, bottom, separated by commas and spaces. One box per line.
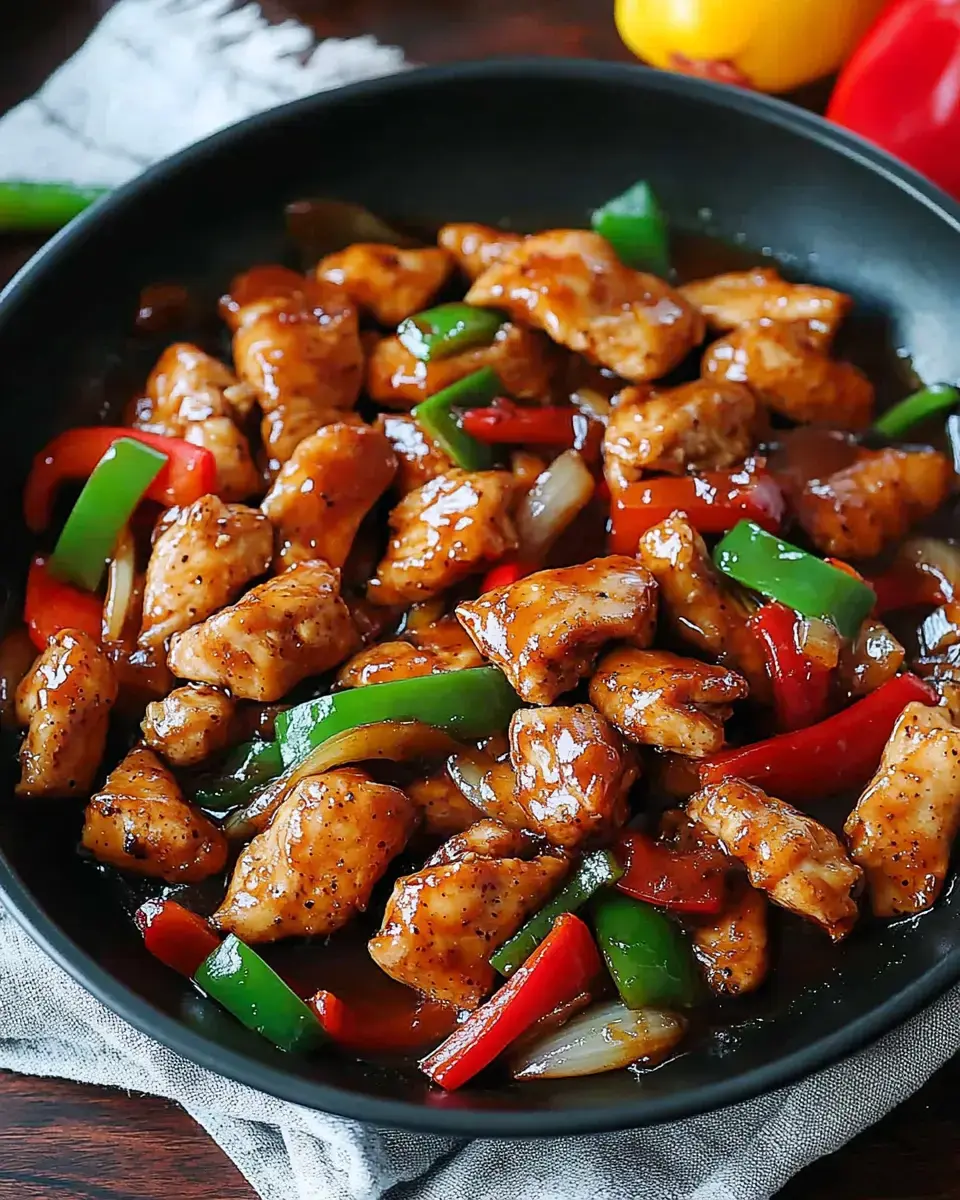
0, 2, 957, 1198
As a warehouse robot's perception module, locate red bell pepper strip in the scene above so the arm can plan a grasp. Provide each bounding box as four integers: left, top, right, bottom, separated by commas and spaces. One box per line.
699, 672, 937, 800
748, 601, 832, 732
419, 913, 602, 1091
862, 565, 947, 615
615, 831, 727, 914
480, 558, 535, 593
461, 402, 590, 446
608, 469, 784, 555
24, 555, 103, 650
134, 898, 220, 977
24, 427, 217, 533
310, 990, 457, 1054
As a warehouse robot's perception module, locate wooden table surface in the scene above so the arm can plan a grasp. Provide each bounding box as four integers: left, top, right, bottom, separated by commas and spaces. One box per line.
1, 3, 958, 1198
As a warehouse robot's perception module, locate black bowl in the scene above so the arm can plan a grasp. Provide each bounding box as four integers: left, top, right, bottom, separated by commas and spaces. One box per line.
2, 59, 960, 1137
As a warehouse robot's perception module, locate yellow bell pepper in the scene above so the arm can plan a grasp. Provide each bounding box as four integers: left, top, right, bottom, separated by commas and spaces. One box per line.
615, 0, 891, 94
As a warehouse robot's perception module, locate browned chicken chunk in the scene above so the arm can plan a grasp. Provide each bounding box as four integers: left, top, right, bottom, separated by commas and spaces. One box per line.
603, 380, 763, 487
219, 264, 313, 330
703, 319, 874, 429
16, 630, 118, 798
688, 779, 862, 941
438, 222, 524, 279
509, 704, 635, 848
457, 557, 658, 705
426, 818, 537, 866
692, 886, 769, 996
370, 470, 517, 606
680, 268, 850, 346
81, 744, 226, 882
375, 412, 454, 495
845, 702, 960, 916
589, 648, 748, 757
336, 640, 445, 689
167, 560, 359, 701
407, 613, 485, 670
261, 423, 397, 571
139, 496, 273, 649
466, 230, 704, 381
141, 684, 237, 768
407, 770, 483, 839
213, 768, 416, 944
316, 243, 452, 326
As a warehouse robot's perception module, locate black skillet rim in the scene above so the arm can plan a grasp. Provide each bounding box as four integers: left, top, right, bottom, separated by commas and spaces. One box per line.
2, 57, 960, 1138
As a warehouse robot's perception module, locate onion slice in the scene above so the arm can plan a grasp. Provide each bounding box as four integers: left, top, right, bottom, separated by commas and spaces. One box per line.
515, 450, 595, 563
102, 526, 136, 644
447, 746, 523, 825
510, 1001, 685, 1080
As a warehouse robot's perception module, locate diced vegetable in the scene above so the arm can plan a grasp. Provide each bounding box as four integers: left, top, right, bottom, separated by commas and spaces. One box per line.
194, 934, 326, 1053
397, 303, 504, 361
192, 738, 284, 812
0, 181, 108, 231
310, 990, 456, 1054
460, 402, 596, 449
591, 180, 670, 274
873, 384, 960, 437
24, 555, 102, 650
515, 450, 595, 563
135, 899, 220, 977
713, 520, 876, 638
614, 832, 727, 914
592, 892, 700, 1010
749, 601, 832, 731
411, 367, 502, 470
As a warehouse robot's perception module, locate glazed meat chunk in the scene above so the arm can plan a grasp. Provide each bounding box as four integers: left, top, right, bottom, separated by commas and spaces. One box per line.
426, 818, 537, 866
139, 496, 273, 649
703, 319, 874, 429
261, 423, 397, 571
15, 630, 118, 798
408, 613, 486, 670
213, 769, 416, 944
845, 702, 960, 916
589, 649, 748, 757
688, 779, 862, 941
407, 770, 483, 839
457, 557, 658, 705
370, 470, 517, 606
219, 264, 314, 330
692, 886, 769, 996
316, 243, 452, 326
167, 560, 359, 701
81, 744, 226, 882
140, 684, 236, 768
465, 230, 704, 381
509, 704, 636, 848
603, 380, 762, 488
375, 413, 454, 495
797, 446, 952, 560
336, 640, 445, 689
438, 223, 524, 279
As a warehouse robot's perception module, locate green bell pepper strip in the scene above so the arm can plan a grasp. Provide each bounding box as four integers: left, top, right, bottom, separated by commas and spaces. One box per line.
490, 850, 624, 977
192, 739, 284, 812
193, 934, 326, 1053
591, 180, 670, 275
397, 303, 505, 362
713, 520, 877, 639
411, 366, 502, 470
276, 666, 522, 769
873, 383, 960, 438
591, 891, 700, 1010
0, 181, 109, 231
49, 437, 167, 592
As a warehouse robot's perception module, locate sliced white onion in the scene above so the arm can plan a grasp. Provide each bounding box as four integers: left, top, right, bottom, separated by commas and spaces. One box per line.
516, 450, 595, 563
102, 527, 136, 644
795, 616, 841, 669
571, 387, 612, 425
448, 747, 521, 822
897, 537, 960, 603
511, 1001, 686, 1080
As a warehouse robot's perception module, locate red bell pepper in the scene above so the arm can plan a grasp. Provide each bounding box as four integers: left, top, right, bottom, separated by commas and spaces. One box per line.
461, 402, 587, 445
310, 990, 456, 1054
419, 913, 602, 1091
608, 469, 784, 555
480, 558, 535, 593
828, 0, 960, 201
699, 672, 937, 800
24, 555, 103, 650
615, 831, 727, 914
134, 898, 220, 978
749, 601, 832, 732
24, 427, 217, 533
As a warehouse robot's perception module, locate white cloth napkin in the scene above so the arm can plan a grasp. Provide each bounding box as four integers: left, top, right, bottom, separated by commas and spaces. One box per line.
0, 2, 957, 1197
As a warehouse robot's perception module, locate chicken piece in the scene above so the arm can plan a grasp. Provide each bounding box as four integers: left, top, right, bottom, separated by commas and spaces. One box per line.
687, 779, 862, 940
81, 744, 226, 882
261, 423, 397, 571
447, 747, 531, 831
703, 319, 874, 430
466, 230, 704, 382
366, 322, 556, 409
680, 267, 850, 347
636, 514, 769, 700
375, 412, 454, 495
219, 264, 314, 330
336, 640, 443, 689
260, 396, 365, 478
589, 648, 748, 758
692, 886, 769, 996
139, 496, 273, 649
316, 243, 452, 326
183, 416, 262, 504
426, 818, 538, 866
845, 702, 960, 916
141, 684, 237, 768
509, 704, 636, 849
15, 630, 118, 798
603, 380, 762, 488
407, 770, 483, 838
456, 556, 657, 705
407, 613, 485, 671
797, 446, 952, 561
167, 560, 359, 701
213, 768, 416, 944
369, 840, 566, 1007
370, 470, 518, 606
438, 222, 524, 280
